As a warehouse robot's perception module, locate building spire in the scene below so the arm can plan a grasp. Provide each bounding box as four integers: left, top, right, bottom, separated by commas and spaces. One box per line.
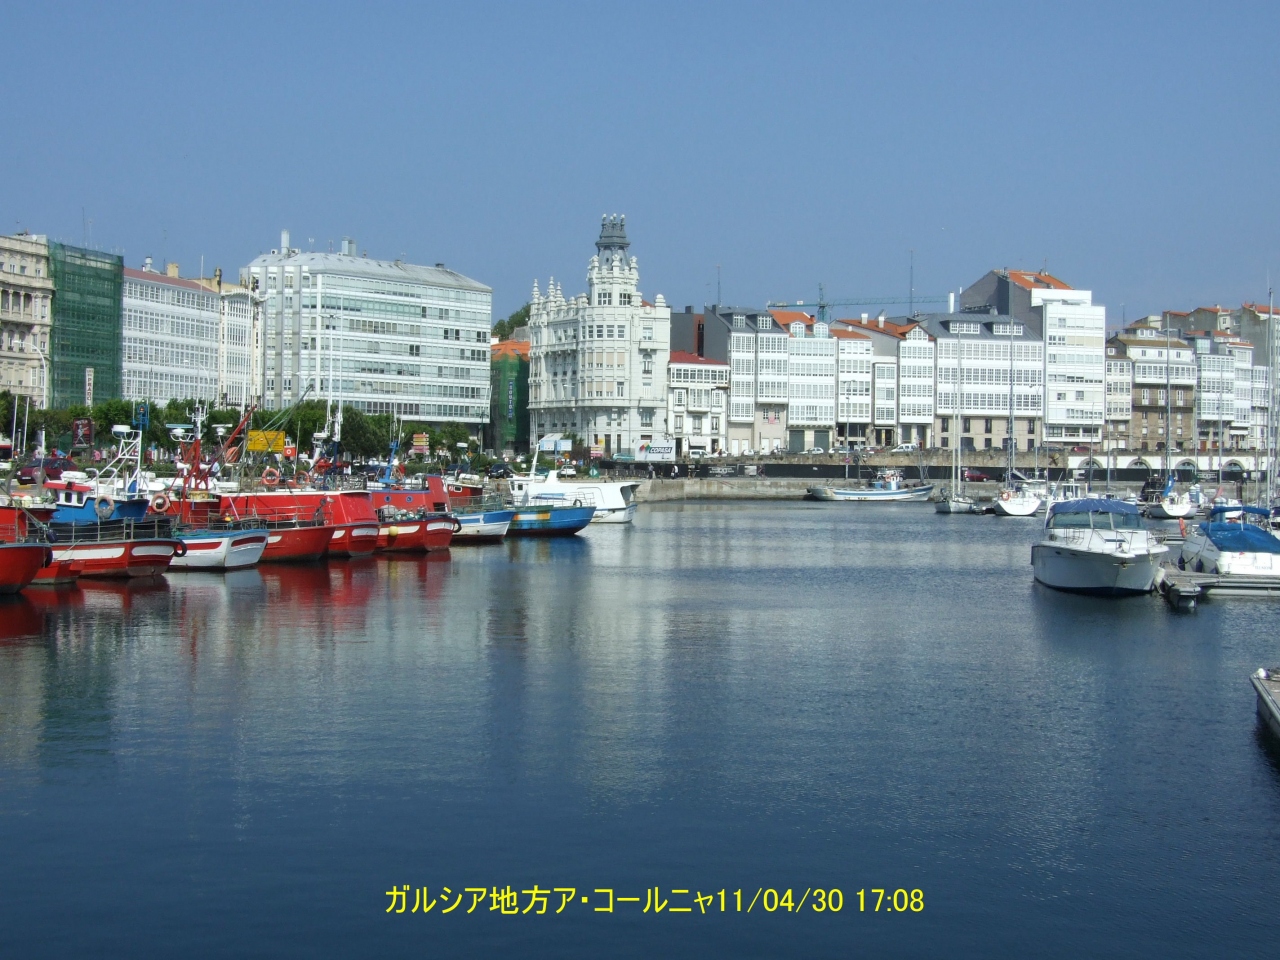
596, 213, 630, 260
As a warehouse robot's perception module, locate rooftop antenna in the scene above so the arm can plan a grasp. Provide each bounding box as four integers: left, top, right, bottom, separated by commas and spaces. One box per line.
716, 264, 721, 308
909, 249, 915, 316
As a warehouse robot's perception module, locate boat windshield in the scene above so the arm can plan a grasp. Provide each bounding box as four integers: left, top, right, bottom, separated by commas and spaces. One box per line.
1048, 511, 1144, 530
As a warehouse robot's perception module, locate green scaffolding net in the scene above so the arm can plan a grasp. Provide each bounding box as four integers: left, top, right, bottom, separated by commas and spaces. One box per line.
48, 241, 123, 408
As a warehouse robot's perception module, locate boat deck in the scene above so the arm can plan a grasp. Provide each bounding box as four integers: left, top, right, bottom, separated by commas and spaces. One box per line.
1251, 670, 1280, 741
1155, 564, 1280, 610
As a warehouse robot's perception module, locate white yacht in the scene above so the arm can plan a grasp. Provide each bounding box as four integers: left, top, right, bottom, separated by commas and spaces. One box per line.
1032, 498, 1168, 595
1179, 506, 1280, 576
992, 481, 1043, 517
508, 471, 639, 523
935, 442, 976, 514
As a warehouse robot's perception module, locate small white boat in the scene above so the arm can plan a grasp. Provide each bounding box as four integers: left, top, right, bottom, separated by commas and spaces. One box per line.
508, 471, 639, 523
934, 493, 977, 514
1032, 498, 1167, 595
992, 485, 1043, 516
809, 470, 933, 502
1142, 476, 1196, 519
452, 509, 514, 542
170, 527, 269, 570
1179, 506, 1280, 576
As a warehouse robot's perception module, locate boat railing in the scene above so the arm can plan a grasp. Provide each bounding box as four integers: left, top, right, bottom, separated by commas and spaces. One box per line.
45, 516, 176, 544
451, 494, 508, 515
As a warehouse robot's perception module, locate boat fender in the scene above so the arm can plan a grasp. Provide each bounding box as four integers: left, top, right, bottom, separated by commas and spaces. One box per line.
172, 540, 188, 558
999, 490, 1012, 502
387, 525, 400, 538
262, 467, 280, 488
95, 496, 115, 520
1178, 518, 1186, 537
451, 517, 463, 533
151, 493, 171, 513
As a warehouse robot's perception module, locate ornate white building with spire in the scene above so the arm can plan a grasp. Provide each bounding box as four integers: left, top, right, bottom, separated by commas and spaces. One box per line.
527, 216, 672, 457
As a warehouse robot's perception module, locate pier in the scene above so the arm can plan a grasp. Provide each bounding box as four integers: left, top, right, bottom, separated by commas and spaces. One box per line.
1251, 670, 1280, 741
1155, 564, 1280, 611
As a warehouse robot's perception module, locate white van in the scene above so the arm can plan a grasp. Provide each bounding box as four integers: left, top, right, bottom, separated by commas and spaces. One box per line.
892, 442, 918, 453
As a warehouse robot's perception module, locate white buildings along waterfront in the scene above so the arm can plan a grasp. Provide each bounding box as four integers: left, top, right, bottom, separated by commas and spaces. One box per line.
527, 216, 672, 456
123, 262, 221, 405
243, 232, 491, 426
0, 233, 52, 406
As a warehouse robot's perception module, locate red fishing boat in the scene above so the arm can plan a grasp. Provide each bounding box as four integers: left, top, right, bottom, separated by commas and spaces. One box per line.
0, 502, 178, 583
221, 489, 379, 558
369, 478, 459, 552
0, 541, 52, 593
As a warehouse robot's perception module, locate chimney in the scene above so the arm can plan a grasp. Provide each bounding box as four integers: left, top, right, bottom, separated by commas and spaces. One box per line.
877, 315, 884, 329
281, 229, 290, 252
341, 237, 355, 256
166, 262, 180, 278
861, 313, 868, 324
143, 256, 153, 272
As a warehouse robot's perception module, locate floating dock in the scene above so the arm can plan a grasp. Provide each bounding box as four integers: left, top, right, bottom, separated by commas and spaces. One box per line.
1251, 670, 1280, 741
1154, 564, 1280, 611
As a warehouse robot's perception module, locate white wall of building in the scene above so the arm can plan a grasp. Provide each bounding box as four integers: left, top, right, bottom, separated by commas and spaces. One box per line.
122, 266, 220, 405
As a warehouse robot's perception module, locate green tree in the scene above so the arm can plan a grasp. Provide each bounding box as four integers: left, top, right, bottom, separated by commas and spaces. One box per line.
492, 303, 530, 340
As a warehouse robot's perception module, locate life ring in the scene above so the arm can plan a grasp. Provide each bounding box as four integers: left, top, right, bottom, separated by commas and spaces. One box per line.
262, 467, 280, 487
295, 470, 310, 486
1178, 518, 1187, 537
150, 493, 171, 513
94, 495, 115, 520
999, 490, 1012, 502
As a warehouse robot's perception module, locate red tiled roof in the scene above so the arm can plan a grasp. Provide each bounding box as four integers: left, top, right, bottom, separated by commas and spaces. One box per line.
669, 350, 728, 366
1004, 269, 1072, 291
833, 318, 924, 340
830, 328, 871, 340
1244, 302, 1280, 315
123, 267, 209, 292
769, 309, 815, 326
491, 339, 530, 359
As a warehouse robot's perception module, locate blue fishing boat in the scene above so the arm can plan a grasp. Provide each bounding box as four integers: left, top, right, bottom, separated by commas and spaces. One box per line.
507, 504, 595, 536
46, 426, 154, 523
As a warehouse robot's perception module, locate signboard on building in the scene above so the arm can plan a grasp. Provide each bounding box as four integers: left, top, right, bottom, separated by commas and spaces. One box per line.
71, 418, 94, 449
411, 433, 430, 454
246, 429, 287, 453
537, 434, 571, 453
507, 380, 515, 419
84, 367, 94, 407
635, 440, 676, 462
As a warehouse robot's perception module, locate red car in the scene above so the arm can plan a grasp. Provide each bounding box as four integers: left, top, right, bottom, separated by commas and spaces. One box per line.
962, 468, 990, 482
16, 456, 77, 485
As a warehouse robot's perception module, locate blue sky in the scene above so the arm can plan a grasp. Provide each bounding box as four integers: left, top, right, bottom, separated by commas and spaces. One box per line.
4, 2, 1277, 324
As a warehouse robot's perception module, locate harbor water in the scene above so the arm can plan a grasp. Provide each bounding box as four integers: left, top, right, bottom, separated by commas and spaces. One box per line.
2, 501, 1278, 958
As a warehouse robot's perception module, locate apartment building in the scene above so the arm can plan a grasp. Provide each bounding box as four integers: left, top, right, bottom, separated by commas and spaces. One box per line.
914, 314, 1043, 452
244, 231, 492, 426
962, 269, 1106, 444
0, 233, 52, 406
1104, 317, 1196, 454
527, 216, 672, 456
1104, 356, 1133, 451
702, 306, 788, 454
667, 351, 728, 456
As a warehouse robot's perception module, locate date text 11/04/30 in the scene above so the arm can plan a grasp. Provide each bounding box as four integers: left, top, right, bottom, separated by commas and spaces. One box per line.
384, 887, 924, 915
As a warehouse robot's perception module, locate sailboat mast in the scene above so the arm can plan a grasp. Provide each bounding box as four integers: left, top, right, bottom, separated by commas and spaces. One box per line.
1165, 325, 1172, 483
1269, 288, 1276, 507
1007, 321, 1015, 481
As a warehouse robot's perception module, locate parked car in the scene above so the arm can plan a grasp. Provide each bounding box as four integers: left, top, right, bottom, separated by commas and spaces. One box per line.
962, 468, 991, 482
891, 442, 918, 453
806, 447, 825, 455
487, 462, 514, 479
1071, 445, 1092, 453
16, 456, 77, 485
559, 465, 577, 476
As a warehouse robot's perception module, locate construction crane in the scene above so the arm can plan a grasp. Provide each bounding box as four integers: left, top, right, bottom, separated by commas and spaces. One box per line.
767, 283, 950, 324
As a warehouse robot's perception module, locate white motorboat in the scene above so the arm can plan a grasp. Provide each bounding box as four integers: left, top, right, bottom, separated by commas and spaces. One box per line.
1141, 475, 1196, 520
508, 470, 639, 523
809, 470, 933, 502
169, 526, 269, 570
1179, 505, 1280, 576
1031, 498, 1168, 595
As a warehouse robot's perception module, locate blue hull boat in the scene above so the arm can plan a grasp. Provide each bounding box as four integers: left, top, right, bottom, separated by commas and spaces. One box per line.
507, 504, 594, 537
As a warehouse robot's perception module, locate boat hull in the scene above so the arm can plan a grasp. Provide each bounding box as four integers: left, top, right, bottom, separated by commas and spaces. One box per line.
1146, 499, 1195, 520
0, 543, 53, 593
328, 523, 380, 557
51, 539, 180, 579
508, 505, 595, 536
1031, 542, 1163, 595
376, 516, 457, 553
993, 495, 1042, 516
818, 484, 934, 502
170, 530, 269, 571
261, 524, 333, 563
452, 510, 514, 542
1179, 532, 1280, 577
935, 498, 976, 514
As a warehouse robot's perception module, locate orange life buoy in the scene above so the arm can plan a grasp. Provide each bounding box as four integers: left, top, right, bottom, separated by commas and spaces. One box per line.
150, 493, 171, 513
262, 467, 280, 487
1000, 490, 1012, 502
295, 470, 310, 485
